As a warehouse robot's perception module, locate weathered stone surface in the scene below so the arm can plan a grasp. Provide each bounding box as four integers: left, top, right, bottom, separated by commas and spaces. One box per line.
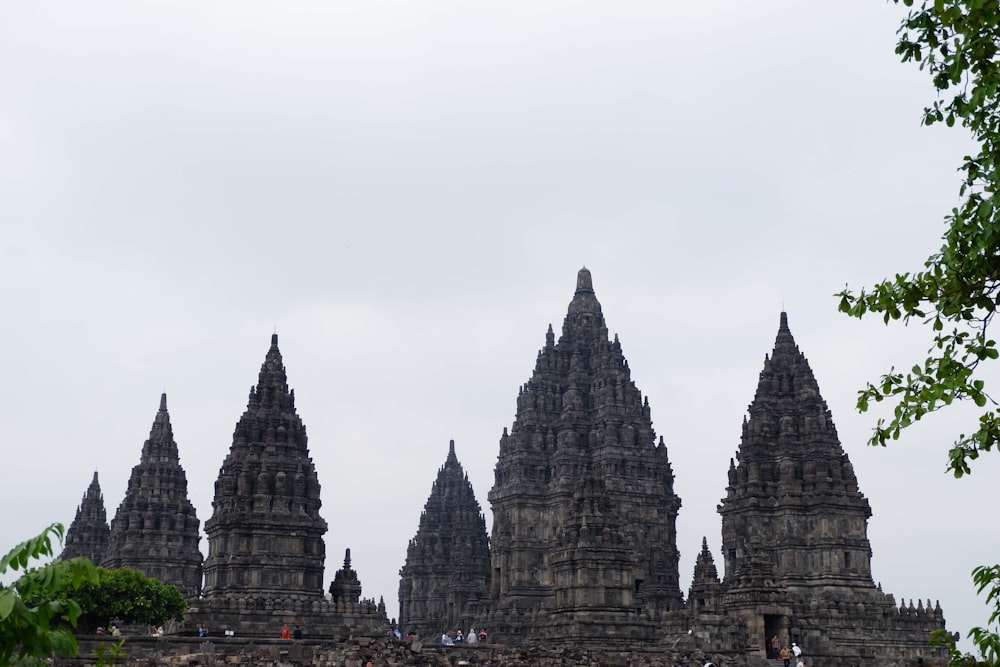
398, 440, 491, 637
329, 548, 363, 604
716, 312, 948, 664
104, 394, 203, 598
60, 471, 110, 564
202, 334, 327, 602
195, 334, 386, 637
486, 268, 683, 643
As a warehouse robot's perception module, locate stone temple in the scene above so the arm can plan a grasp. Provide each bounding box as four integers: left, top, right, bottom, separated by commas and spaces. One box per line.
398, 268, 948, 665
63, 269, 948, 665
102, 394, 203, 599
60, 471, 109, 564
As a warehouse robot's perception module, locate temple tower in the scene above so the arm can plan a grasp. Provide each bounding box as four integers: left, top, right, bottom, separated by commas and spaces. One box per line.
329, 548, 363, 605
60, 471, 110, 564
103, 394, 203, 598
398, 440, 491, 637
488, 268, 683, 641
718, 313, 947, 663
719, 313, 875, 590
202, 334, 327, 602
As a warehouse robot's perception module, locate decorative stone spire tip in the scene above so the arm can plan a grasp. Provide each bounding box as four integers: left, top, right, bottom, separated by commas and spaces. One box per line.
271, 333, 279, 346
779, 311, 789, 332
575, 266, 594, 294
159, 392, 168, 411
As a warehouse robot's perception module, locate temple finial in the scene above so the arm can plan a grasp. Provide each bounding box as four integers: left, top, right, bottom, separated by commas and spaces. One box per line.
159, 392, 168, 411
576, 266, 594, 293
779, 311, 789, 332
271, 333, 279, 346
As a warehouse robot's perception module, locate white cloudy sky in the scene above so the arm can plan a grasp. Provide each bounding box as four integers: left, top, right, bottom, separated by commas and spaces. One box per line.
2, 0, 998, 651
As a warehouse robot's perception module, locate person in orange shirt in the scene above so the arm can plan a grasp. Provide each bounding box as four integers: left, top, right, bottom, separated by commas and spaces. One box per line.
280, 624, 291, 640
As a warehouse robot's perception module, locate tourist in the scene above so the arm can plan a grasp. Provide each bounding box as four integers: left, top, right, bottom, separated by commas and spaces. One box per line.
796, 660, 805, 667
293, 625, 302, 639
478, 628, 488, 643
779, 645, 791, 667
152, 625, 164, 636
770, 635, 780, 658
792, 641, 802, 659
467, 627, 478, 645
280, 623, 291, 640
110, 625, 121, 637
198, 624, 209, 637
455, 629, 463, 645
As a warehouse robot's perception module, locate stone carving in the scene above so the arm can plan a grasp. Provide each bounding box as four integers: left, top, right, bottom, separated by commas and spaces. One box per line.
60, 471, 110, 564
103, 394, 203, 598
202, 335, 327, 602
398, 440, 491, 637
330, 548, 363, 604
486, 267, 684, 642
716, 312, 948, 662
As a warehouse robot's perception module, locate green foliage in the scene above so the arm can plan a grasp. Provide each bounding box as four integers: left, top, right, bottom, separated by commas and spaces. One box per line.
838, 0, 1000, 479
838, 1, 1000, 664
54, 567, 187, 633
92, 640, 126, 667
0, 524, 100, 667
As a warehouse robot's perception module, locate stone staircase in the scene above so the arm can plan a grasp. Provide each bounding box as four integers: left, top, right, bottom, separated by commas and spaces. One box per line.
766, 660, 786, 667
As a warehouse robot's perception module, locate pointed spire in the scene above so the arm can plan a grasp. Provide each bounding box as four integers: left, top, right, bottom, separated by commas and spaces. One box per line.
204, 334, 327, 604
566, 266, 604, 319
104, 394, 202, 598
61, 471, 110, 563
400, 440, 491, 636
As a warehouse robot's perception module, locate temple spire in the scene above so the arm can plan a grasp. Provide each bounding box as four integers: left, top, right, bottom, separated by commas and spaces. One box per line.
104, 394, 203, 598
203, 334, 328, 609
61, 471, 110, 563
400, 440, 491, 636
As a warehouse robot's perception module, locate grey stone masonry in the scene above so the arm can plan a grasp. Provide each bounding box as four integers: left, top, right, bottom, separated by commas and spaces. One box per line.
486, 267, 683, 642
398, 440, 491, 637
60, 471, 110, 564
717, 312, 948, 665
103, 394, 203, 598
202, 334, 327, 602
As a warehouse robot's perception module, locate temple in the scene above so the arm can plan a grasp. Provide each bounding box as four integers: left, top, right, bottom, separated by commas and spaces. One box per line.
398, 440, 491, 636
103, 394, 203, 599
191, 334, 385, 635
65, 270, 950, 665
713, 311, 946, 662
485, 267, 683, 642
60, 471, 110, 564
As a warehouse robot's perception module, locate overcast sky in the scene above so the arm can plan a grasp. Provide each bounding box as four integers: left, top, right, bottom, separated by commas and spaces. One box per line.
2, 0, 997, 652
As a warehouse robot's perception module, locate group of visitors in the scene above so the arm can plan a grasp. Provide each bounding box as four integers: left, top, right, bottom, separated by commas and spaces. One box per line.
769, 635, 804, 667
279, 624, 303, 639
441, 627, 488, 646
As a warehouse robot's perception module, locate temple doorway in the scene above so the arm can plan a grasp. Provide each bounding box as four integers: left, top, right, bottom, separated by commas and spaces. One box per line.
763, 614, 785, 658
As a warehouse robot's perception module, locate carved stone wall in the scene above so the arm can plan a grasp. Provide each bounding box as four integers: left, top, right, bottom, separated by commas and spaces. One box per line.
61, 471, 110, 564
487, 268, 683, 642
717, 313, 948, 665
398, 440, 491, 637
202, 334, 327, 611
103, 394, 203, 598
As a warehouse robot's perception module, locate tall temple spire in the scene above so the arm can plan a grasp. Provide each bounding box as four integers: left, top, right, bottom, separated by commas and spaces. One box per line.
104, 394, 203, 598
202, 334, 327, 604
488, 268, 683, 642
399, 440, 490, 636
721, 311, 872, 589
61, 471, 110, 564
